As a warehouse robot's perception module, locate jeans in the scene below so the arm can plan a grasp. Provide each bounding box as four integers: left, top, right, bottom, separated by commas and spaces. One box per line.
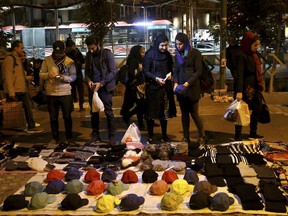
15, 92, 36, 129
47, 95, 73, 140
88, 89, 116, 140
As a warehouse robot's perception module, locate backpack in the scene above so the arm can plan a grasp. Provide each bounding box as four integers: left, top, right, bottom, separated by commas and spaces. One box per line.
200, 59, 214, 93
191, 48, 214, 94
116, 64, 129, 85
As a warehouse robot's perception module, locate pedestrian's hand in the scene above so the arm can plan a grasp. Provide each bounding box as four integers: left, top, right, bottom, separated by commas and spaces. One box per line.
236, 92, 242, 101
93, 82, 101, 92
173, 83, 178, 91
175, 85, 187, 95
155, 77, 165, 86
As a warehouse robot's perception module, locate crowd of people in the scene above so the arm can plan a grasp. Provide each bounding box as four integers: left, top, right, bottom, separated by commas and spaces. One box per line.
0, 30, 267, 153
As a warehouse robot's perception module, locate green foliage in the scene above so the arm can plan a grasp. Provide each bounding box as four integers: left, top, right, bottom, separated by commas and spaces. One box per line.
78, 0, 120, 45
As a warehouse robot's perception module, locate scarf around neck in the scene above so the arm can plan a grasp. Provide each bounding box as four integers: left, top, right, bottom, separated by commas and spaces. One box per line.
240, 32, 263, 90
53, 54, 66, 74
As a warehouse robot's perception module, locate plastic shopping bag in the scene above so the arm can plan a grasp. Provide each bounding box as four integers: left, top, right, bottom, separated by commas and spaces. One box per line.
121, 123, 141, 143
92, 91, 104, 113
223, 99, 239, 122
236, 100, 250, 126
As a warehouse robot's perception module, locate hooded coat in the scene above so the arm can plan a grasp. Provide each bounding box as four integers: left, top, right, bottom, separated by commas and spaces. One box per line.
143, 34, 176, 119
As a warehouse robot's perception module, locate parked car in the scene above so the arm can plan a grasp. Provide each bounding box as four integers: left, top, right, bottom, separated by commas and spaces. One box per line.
194, 43, 219, 52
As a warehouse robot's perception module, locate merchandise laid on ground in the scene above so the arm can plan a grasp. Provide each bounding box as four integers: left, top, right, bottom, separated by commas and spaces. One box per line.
0, 138, 287, 215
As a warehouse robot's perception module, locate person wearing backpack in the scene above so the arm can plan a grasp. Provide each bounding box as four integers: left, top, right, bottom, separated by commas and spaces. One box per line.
84, 35, 117, 146
173, 32, 206, 148
2, 40, 44, 133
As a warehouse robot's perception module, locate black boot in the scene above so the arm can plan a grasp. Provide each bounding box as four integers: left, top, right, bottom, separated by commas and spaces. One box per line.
160, 120, 171, 142
234, 125, 243, 141
249, 130, 264, 139
147, 119, 155, 144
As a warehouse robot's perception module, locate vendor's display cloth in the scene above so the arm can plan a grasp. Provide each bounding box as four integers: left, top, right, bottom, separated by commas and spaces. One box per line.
0, 169, 287, 215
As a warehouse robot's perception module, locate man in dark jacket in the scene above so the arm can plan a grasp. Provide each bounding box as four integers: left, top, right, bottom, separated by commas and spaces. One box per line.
84, 35, 117, 145
65, 40, 85, 111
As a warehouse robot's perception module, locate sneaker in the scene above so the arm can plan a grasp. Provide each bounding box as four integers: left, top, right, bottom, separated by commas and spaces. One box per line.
182, 137, 191, 144
248, 134, 264, 139
198, 137, 207, 146
48, 139, 58, 145
85, 136, 101, 145
160, 136, 171, 143
26, 122, 40, 128
26, 127, 44, 134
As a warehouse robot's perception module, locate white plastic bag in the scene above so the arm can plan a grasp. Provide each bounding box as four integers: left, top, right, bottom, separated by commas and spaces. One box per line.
236, 100, 250, 126
121, 123, 141, 143
92, 91, 104, 113
223, 99, 239, 122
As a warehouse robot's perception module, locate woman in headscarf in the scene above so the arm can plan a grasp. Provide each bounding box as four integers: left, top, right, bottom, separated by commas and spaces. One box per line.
120, 45, 146, 130
173, 32, 206, 147
143, 34, 176, 144
234, 32, 265, 140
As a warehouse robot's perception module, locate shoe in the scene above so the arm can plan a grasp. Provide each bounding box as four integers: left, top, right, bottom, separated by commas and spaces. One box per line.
234, 137, 243, 141
85, 136, 101, 145
26, 122, 40, 128
198, 137, 207, 146
182, 137, 191, 144
26, 127, 44, 134
48, 139, 58, 145
248, 134, 264, 139
160, 136, 171, 143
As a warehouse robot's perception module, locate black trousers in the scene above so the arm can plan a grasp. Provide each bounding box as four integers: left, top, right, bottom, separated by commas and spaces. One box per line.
71, 77, 85, 108
88, 89, 116, 140
47, 95, 73, 140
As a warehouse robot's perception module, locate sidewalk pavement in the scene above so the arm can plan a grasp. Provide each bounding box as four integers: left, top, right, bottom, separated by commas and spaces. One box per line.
1, 91, 288, 146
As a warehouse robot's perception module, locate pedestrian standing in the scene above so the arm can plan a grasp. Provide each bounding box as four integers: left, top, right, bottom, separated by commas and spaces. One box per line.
120, 45, 146, 130
84, 35, 117, 146
173, 32, 206, 146
143, 34, 176, 144
234, 32, 265, 141
2, 40, 43, 133
65, 40, 85, 112
226, 35, 241, 96
40, 40, 76, 144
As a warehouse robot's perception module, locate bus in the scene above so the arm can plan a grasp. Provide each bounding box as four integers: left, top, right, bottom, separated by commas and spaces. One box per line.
17, 19, 178, 59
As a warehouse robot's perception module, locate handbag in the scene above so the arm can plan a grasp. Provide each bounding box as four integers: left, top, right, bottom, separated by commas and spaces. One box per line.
259, 94, 271, 124
2, 101, 26, 129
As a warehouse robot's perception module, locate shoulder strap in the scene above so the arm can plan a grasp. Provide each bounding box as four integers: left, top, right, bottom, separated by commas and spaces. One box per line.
7, 54, 18, 72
